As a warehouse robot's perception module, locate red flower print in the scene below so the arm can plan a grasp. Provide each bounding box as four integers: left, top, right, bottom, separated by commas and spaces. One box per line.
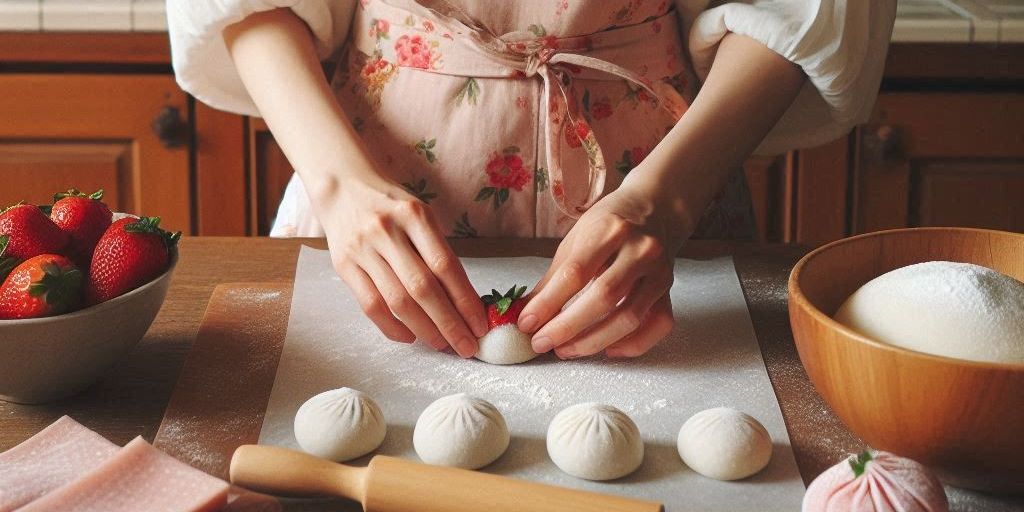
486, 152, 530, 191
422, 20, 435, 32
541, 35, 558, 50
615, 146, 649, 175
564, 119, 591, 149
369, 19, 389, 40
395, 35, 433, 69
361, 57, 390, 78
591, 99, 613, 120
476, 146, 531, 210
552, 180, 565, 199
516, 96, 529, 109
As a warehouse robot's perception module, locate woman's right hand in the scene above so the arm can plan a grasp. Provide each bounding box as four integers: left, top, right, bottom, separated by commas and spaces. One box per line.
316, 173, 487, 358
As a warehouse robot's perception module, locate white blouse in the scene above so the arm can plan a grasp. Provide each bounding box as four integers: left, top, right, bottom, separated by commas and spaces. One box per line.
167, 0, 896, 155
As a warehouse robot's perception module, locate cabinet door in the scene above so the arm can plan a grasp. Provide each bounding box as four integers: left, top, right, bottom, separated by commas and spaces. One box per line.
853, 93, 1024, 234
248, 118, 294, 236
0, 74, 191, 232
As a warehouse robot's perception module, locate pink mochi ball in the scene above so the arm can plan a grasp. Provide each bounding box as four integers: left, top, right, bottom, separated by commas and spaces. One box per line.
803, 451, 948, 512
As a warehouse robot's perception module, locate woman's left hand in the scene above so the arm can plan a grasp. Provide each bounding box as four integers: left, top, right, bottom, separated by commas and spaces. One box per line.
516, 181, 693, 358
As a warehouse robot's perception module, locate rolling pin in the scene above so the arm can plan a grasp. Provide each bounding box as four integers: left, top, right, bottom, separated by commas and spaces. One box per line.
230, 445, 663, 512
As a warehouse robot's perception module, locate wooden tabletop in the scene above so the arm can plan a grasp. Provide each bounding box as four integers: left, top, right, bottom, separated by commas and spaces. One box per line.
0, 237, 862, 485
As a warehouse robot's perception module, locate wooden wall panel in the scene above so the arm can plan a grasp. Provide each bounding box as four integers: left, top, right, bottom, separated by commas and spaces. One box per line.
0, 143, 134, 211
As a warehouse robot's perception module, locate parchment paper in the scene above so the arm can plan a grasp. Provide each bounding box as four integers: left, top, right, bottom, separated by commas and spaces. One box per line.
259, 247, 805, 511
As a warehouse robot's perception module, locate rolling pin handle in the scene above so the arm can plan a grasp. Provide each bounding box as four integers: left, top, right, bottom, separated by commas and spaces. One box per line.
229, 445, 368, 502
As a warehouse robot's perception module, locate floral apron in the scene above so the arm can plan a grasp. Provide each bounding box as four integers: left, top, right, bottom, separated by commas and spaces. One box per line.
270, 0, 756, 239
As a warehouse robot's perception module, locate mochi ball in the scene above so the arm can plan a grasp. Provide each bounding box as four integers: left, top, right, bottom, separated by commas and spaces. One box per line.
834, 261, 1024, 363
475, 324, 539, 365
803, 450, 948, 512
293, 387, 386, 462
547, 403, 644, 481
677, 407, 772, 481
413, 393, 510, 469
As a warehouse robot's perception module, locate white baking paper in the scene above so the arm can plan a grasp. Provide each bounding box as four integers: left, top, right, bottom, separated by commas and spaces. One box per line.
259, 247, 805, 511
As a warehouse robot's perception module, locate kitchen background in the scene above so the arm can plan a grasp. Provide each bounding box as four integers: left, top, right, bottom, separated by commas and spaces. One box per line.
0, 0, 1021, 243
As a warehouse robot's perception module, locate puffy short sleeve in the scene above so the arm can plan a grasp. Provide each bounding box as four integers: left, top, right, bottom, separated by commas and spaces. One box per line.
167, 0, 358, 117
688, 0, 897, 155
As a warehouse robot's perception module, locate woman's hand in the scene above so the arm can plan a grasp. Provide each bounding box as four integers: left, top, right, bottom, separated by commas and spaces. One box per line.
316, 173, 487, 358
224, 9, 486, 356
517, 181, 692, 358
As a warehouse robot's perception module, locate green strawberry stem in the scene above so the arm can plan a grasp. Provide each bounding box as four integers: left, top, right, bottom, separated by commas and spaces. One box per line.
53, 188, 104, 201
848, 450, 873, 478
0, 235, 18, 283
28, 262, 83, 311
480, 284, 528, 315
124, 216, 182, 249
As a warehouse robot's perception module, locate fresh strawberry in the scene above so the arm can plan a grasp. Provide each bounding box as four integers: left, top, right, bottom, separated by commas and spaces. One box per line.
0, 254, 83, 319
0, 203, 70, 260
50, 188, 113, 267
481, 285, 528, 328
0, 235, 20, 284
86, 216, 180, 305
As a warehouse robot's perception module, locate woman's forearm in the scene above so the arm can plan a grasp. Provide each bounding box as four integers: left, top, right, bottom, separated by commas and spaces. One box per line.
223, 8, 381, 207
628, 33, 806, 232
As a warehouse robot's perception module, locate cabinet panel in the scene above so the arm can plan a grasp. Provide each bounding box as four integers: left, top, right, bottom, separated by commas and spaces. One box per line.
853, 93, 1024, 234
0, 143, 134, 211
0, 74, 191, 231
249, 120, 294, 236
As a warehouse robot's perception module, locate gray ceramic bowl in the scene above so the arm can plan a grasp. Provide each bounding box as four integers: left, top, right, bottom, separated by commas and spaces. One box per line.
0, 253, 177, 404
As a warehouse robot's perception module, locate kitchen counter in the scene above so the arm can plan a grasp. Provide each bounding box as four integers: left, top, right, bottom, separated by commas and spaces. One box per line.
2, 0, 1023, 43
0, 237, 1021, 510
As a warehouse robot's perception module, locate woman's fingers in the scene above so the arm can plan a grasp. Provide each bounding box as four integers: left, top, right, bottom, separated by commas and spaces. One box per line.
377, 228, 478, 358
517, 219, 632, 335
553, 270, 673, 358
403, 207, 487, 338
604, 294, 675, 358
530, 254, 642, 353
338, 263, 416, 343
361, 253, 449, 352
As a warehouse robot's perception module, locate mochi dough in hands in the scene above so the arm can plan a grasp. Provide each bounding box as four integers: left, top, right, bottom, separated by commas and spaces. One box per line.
294, 388, 387, 462
475, 324, 538, 365
834, 261, 1024, 363
546, 403, 644, 481
413, 393, 510, 469
677, 407, 772, 481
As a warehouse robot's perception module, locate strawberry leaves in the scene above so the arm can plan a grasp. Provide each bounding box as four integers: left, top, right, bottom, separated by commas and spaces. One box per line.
0, 235, 18, 283
481, 284, 527, 315
54, 188, 104, 202
124, 217, 181, 250
28, 261, 83, 311
849, 451, 873, 478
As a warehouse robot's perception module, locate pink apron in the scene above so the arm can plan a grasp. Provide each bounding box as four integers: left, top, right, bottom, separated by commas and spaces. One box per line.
271, 0, 754, 239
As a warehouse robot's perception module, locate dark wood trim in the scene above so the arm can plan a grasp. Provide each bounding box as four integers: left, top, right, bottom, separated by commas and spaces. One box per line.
884, 43, 1024, 82
0, 32, 171, 65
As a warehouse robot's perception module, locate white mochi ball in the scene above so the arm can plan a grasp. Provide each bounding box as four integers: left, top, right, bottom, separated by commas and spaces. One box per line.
475, 324, 539, 365
834, 261, 1024, 364
677, 407, 772, 481
413, 393, 510, 469
293, 387, 386, 462
546, 403, 644, 481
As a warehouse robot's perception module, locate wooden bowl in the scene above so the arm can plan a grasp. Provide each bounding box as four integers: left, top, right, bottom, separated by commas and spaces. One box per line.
0, 254, 176, 404
788, 227, 1024, 493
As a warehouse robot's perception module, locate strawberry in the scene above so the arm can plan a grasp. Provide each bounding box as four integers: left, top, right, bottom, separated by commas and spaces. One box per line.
86, 216, 180, 305
0, 254, 83, 319
0, 203, 70, 260
0, 235, 20, 284
481, 285, 528, 328
50, 189, 113, 267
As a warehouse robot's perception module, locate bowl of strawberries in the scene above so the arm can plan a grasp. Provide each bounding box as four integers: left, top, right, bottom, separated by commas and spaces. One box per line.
0, 189, 179, 404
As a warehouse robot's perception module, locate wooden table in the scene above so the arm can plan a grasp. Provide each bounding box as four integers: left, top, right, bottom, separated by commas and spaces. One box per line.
0, 237, 862, 485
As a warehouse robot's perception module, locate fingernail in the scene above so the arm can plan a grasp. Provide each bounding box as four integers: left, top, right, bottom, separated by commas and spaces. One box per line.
531, 336, 551, 353
555, 349, 576, 360
458, 338, 477, 358
471, 318, 487, 338
518, 314, 538, 333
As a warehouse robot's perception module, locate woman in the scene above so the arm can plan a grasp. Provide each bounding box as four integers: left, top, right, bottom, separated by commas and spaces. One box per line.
168, 0, 895, 359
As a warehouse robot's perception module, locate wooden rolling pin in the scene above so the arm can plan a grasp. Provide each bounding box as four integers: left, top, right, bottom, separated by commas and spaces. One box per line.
230, 445, 663, 512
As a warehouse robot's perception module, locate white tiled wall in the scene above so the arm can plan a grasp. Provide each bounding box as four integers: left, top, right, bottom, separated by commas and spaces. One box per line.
0, 0, 1022, 41
0, 0, 167, 32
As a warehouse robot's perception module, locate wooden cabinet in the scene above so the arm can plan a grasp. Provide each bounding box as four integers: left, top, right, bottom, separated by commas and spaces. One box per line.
2, 36, 1022, 242
852, 93, 1024, 234
0, 74, 192, 231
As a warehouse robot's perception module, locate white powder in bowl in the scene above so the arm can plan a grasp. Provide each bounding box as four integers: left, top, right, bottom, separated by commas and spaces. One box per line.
834, 261, 1024, 364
